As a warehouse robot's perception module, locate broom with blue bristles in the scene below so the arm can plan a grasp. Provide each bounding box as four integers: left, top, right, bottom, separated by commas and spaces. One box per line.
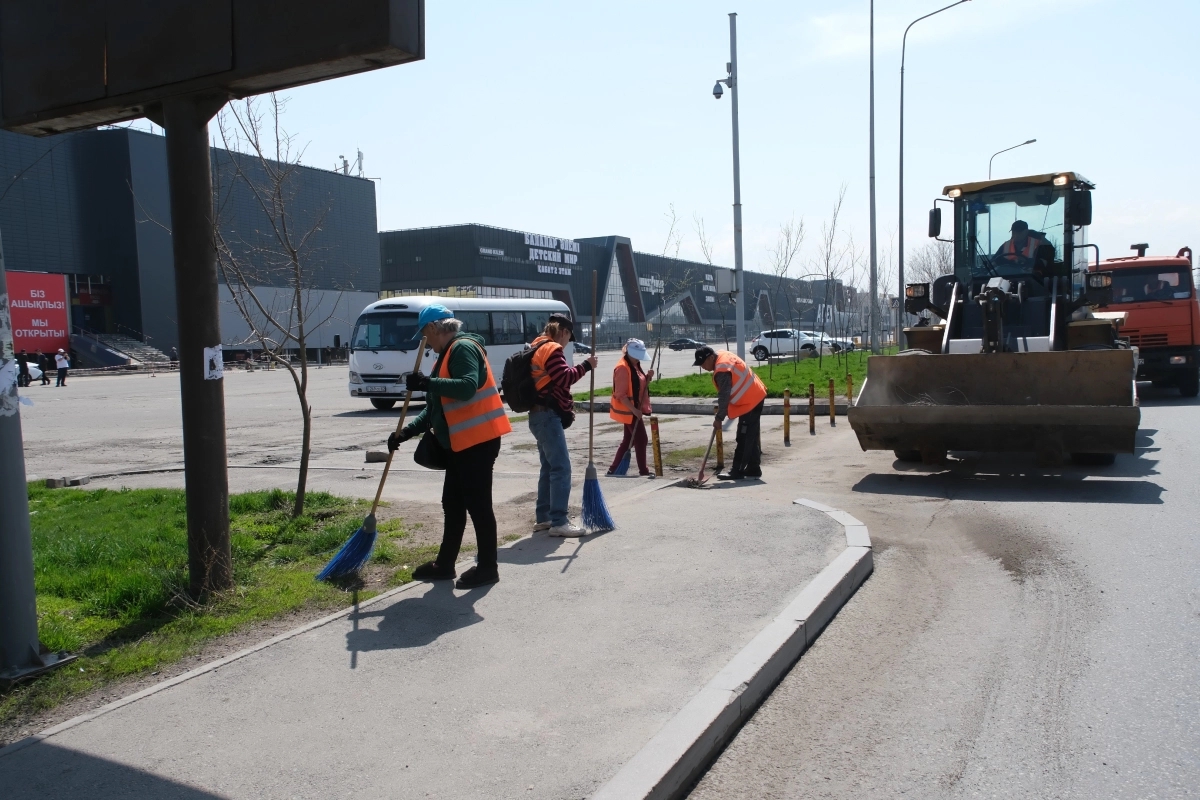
318, 336, 428, 581
582, 270, 616, 532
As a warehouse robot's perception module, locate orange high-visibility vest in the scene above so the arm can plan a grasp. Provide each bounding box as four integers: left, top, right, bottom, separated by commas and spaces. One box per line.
438, 338, 512, 451
610, 359, 635, 424
713, 351, 767, 419
529, 335, 562, 394
1000, 235, 1045, 261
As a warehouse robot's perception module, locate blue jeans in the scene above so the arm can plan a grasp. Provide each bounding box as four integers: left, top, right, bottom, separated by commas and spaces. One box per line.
528, 410, 572, 526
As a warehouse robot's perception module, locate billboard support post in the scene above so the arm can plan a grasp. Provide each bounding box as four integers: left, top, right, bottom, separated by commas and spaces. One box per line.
0, 238, 76, 685
160, 95, 234, 596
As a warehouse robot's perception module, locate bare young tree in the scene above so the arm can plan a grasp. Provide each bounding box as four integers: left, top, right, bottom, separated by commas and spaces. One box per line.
811, 185, 853, 369
693, 213, 730, 349
213, 94, 343, 518
906, 239, 954, 286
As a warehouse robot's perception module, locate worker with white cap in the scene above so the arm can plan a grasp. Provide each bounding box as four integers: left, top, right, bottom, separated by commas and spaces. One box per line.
54, 348, 70, 387
607, 338, 655, 477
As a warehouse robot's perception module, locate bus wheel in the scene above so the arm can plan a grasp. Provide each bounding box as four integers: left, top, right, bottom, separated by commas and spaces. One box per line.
370, 399, 396, 411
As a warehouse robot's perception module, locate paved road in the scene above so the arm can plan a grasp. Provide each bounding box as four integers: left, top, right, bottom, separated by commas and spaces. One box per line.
690, 386, 1199, 799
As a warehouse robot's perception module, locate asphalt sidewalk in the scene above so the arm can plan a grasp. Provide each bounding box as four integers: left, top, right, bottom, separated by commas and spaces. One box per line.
1, 468, 846, 799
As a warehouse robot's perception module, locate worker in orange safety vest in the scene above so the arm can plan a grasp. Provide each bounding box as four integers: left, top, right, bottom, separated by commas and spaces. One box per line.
694, 345, 767, 480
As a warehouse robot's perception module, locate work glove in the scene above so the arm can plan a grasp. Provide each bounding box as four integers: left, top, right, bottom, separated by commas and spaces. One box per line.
406, 370, 430, 392
387, 429, 414, 451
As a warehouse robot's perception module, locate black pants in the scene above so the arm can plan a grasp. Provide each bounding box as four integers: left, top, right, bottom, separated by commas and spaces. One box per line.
731, 400, 764, 477
40, 368, 51, 385
56, 368, 68, 386
438, 436, 502, 572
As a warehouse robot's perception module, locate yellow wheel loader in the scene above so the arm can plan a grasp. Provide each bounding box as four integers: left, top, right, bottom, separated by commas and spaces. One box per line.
848, 172, 1139, 466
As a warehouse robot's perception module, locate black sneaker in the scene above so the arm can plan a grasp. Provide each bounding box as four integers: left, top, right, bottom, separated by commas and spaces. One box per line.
455, 566, 499, 590
412, 560, 456, 581
716, 472, 745, 481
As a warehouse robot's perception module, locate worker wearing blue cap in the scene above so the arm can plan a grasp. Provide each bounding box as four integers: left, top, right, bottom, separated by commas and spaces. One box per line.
386, 304, 512, 589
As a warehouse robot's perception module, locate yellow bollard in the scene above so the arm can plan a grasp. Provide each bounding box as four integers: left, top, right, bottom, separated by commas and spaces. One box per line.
649, 415, 664, 477
829, 379, 836, 426
713, 405, 725, 471
783, 388, 791, 445
808, 382, 816, 435
846, 373, 854, 403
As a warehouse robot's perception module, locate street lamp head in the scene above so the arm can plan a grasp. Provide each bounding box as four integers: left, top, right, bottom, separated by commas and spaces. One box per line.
712, 81, 724, 100
1025, 138, 1036, 144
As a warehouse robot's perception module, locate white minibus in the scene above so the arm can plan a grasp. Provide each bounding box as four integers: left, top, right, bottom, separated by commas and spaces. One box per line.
348, 296, 574, 409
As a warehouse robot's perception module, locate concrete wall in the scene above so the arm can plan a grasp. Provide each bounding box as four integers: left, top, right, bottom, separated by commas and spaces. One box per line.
217, 285, 378, 353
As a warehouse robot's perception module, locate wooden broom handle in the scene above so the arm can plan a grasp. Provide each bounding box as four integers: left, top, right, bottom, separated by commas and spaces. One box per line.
589, 270, 597, 461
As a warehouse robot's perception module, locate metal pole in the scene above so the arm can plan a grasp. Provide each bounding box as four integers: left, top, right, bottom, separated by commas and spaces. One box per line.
162, 95, 233, 596
868, 0, 880, 354
989, 138, 1036, 180
899, 1, 971, 344
729, 12, 746, 360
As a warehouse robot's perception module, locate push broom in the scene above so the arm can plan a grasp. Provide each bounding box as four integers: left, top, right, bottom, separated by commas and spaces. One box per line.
318, 337, 428, 581
581, 270, 616, 531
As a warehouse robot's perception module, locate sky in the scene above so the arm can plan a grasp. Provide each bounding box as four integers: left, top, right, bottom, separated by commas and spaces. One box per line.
170, 0, 1198, 291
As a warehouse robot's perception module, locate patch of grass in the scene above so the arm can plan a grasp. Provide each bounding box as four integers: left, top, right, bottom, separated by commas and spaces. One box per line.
3, 485, 424, 731
663, 445, 711, 468
508, 414, 528, 424
576, 349, 892, 400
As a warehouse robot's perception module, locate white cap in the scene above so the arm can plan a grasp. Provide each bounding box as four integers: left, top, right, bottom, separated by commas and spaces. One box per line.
625, 338, 648, 361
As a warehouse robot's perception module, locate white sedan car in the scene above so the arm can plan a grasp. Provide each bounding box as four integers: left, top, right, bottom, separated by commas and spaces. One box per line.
750, 329, 832, 361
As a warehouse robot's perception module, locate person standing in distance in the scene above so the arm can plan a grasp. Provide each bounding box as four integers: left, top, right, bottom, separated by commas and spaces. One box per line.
17, 349, 31, 387
607, 338, 654, 477
37, 350, 51, 385
54, 348, 70, 387
528, 313, 596, 536
386, 305, 512, 589
694, 345, 767, 480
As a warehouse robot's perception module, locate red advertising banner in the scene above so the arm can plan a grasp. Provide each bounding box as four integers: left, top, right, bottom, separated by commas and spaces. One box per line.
6, 271, 70, 354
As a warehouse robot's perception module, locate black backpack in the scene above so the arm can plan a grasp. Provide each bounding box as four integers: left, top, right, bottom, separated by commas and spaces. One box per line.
500, 341, 550, 413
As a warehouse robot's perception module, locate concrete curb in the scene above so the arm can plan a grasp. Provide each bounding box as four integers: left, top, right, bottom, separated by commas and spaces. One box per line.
578, 399, 851, 417
591, 498, 873, 800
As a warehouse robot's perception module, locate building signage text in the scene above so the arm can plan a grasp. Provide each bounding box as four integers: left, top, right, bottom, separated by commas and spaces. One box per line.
7, 271, 70, 353
479, 247, 505, 257
524, 233, 579, 267
638, 275, 665, 294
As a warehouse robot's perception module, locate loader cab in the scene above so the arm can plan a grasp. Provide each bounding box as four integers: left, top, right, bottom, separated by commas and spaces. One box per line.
927, 172, 1097, 351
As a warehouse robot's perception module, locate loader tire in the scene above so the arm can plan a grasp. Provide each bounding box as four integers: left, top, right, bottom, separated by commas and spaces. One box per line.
893, 449, 922, 463
1070, 452, 1116, 466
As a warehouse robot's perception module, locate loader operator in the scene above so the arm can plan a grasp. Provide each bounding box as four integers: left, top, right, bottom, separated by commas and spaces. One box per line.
694, 346, 768, 481
995, 220, 1048, 271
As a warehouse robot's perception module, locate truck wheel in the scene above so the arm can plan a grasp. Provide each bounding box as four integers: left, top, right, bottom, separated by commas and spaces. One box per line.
752, 346, 770, 362
370, 399, 396, 410
893, 449, 922, 462
1070, 452, 1116, 466
1179, 369, 1200, 398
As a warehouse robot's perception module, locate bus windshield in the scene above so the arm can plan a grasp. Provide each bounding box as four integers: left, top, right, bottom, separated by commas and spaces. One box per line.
351, 312, 420, 351
958, 186, 1066, 280
1111, 267, 1194, 304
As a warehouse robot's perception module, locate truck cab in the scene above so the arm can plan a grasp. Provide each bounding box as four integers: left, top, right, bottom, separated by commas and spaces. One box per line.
1096, 246, 1199, 397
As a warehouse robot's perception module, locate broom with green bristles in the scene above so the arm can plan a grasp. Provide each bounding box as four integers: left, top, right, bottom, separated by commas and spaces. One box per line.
318, 337, 428, 580
582, 270, 615, 532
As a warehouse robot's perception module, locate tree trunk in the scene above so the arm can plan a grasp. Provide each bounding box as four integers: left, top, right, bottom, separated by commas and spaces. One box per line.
294, 397, 311, 518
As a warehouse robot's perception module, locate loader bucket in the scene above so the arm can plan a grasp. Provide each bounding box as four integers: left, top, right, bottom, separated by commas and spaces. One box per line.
847, 350, 1140, 460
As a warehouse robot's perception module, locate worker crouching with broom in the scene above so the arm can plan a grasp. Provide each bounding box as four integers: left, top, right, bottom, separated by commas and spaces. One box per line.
694, 345, 767, 481
387, 305, 512, 589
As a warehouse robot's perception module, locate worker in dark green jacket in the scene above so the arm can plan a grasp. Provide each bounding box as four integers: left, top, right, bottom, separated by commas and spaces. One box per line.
387, 304, 512, 589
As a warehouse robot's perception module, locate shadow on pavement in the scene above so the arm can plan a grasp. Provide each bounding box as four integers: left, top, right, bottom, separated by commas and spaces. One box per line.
1136, 383, 1200, 407
1, 743, 225, 799
498, 530, 613, 572
853, 472, 1164, 505
344, 581, 493, 659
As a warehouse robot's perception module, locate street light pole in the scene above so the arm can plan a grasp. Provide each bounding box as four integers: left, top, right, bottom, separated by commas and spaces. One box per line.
868, 0, 879, 353
989, 138, 1037, 179
712, 14, 746, 359
899, 0, 971, 344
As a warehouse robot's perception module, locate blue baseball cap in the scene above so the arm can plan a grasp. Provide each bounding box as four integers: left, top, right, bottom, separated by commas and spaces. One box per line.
416, 304, 454, 331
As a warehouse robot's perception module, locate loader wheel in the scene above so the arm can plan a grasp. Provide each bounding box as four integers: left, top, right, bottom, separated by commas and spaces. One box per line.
1180, 368, 1200, 398
893, 449, 922, 463
1070, 452, 1116, 466
370, 399, 397, 411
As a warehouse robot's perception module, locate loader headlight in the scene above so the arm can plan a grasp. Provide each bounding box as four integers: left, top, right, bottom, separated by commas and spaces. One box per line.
349, 370, 363, 384
1053, 174, 1069, 186
906, 283, 929, 298
947, 188, 962, 198
1087, 272, 1113, 289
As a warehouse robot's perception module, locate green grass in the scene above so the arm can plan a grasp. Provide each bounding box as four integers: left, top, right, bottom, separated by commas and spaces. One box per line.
577, 349, 893, 401
663, 445, 711, 468
4, 486, 437, 729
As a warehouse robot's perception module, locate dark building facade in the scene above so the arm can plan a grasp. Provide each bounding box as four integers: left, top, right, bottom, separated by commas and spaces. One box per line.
379, 224, 855, 347
0, 127, 379, 358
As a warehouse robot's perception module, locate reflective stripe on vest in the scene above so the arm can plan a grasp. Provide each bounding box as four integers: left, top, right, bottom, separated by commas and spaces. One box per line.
713, 351, 767, 419
1001, 236, 1042, 260
438, 338, 513, 451
609, 359, 635, 424
529, 335, 561, 393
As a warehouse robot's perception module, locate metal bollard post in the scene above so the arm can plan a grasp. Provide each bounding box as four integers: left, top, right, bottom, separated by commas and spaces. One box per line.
649, 415, 663, 477
808, 382, 816, 435
783, 388, 791, 445
713, 405, 725, 471
829, 379, 836, 426
846, 373, 854, 403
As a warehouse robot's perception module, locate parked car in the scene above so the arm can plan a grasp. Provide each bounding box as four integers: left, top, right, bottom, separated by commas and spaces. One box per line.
750, 329, 826, 361
572, 342, 592, 354
20, 363, 43, 384
801, 331, 854, 353
668, 338, 706, 351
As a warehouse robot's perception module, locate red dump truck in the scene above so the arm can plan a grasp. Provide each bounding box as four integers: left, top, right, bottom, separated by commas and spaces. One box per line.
1097, 245, 1198, 397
